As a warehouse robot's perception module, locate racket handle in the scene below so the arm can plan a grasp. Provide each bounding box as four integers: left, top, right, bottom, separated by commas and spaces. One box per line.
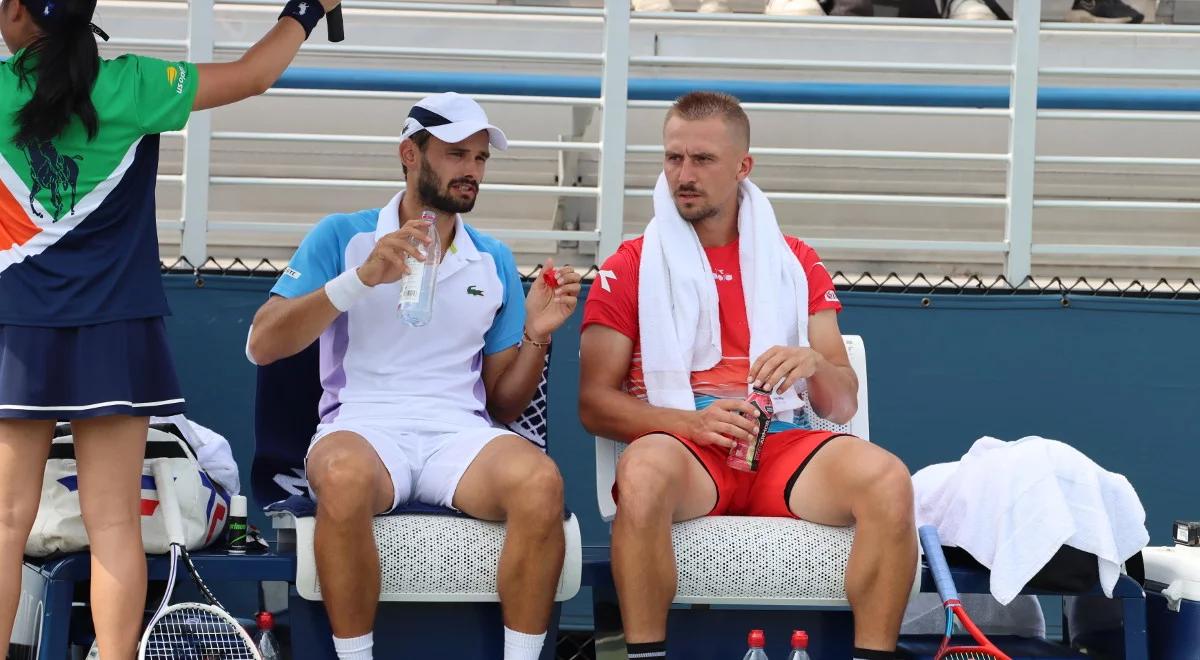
151, 458, 187, 547
326, 4, 344, 43
918, 525, 960, 605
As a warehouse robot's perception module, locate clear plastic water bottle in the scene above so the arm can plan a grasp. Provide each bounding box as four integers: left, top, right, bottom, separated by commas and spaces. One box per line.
255, 611, 281, 660
742, 629, 769, 660
786, 630, 810, 660
398, 208, 441, 326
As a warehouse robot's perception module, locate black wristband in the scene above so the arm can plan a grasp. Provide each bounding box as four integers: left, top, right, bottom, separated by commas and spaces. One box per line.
279, 0, 325, 39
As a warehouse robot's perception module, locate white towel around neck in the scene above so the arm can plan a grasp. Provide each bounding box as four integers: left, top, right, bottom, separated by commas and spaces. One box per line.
638, 173, 809, 421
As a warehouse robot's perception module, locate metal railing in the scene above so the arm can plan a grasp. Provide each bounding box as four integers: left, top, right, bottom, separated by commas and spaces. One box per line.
132, 0, 1200, 282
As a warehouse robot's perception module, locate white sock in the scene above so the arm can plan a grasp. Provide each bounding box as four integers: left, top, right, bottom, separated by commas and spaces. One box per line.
333, 633, 373, 660
503, 627, 547, 660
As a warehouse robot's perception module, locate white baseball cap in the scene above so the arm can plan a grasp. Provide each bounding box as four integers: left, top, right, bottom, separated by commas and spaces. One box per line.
400, 92, 508, 151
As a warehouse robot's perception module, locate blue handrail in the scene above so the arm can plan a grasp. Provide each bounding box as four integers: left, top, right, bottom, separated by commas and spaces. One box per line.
1, 58, 1192, 111
278, 66, 1200, 111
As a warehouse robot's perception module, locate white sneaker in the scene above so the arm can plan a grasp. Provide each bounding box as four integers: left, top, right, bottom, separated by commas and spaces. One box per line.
632, 0, 674, 11
698, 0, 732, 11
764, 0, 825, 15
947, 0, 998, 18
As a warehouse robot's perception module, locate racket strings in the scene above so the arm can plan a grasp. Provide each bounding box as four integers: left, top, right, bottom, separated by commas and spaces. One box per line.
942, 651, 1007, 660
142, 606, 257, 659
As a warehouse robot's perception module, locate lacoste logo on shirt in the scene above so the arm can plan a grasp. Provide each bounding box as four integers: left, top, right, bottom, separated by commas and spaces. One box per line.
467, 286, 484, 296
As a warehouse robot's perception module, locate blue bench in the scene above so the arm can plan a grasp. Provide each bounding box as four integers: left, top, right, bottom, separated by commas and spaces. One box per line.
23, 551, 295, 659
578, 545, 1147, 659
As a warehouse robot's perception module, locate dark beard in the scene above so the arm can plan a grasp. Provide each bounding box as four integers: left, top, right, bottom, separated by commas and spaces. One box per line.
417, 159, 477, 214
677, 203, 720, 224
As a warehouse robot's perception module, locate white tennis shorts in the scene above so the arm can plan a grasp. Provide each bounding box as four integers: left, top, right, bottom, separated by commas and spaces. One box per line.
307, 416, 511, 511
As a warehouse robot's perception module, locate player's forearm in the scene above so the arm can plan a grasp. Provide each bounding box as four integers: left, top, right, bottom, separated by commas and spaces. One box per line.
486, 339, 550, 424
805, 355, 859, 425
238, 19, 307, 94
579, 386, 694, 444
247, 291, 340, 365
193, 21, 306, 111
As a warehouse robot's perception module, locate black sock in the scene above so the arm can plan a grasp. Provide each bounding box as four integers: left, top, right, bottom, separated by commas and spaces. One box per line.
628, 641, 667, 659
852, 649, 899, 660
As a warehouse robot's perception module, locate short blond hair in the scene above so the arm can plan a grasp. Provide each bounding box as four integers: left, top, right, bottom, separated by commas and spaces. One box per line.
664, 91, 750, 149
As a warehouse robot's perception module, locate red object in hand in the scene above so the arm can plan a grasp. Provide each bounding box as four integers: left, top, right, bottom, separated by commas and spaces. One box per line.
542, 268, 560, 289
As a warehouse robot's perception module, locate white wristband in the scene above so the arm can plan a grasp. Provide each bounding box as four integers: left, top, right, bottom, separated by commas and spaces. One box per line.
324, 269, 372, 312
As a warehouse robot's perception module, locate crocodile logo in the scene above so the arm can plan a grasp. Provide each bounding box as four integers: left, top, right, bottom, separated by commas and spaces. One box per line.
467, 286, 484, 297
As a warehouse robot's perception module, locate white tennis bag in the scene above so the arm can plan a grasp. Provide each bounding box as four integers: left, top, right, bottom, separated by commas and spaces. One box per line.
25, 422, 233, 557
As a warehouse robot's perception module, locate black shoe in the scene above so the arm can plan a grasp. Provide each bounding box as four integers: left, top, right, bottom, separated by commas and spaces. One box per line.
1066, 0, 1145, 23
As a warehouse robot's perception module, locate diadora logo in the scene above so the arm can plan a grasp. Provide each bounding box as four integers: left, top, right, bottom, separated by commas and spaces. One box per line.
467, 285, 484, 297
597, 270, 616, 292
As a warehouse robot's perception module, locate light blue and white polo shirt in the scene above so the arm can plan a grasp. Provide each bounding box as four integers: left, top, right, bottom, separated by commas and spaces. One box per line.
271, 193, 525, 429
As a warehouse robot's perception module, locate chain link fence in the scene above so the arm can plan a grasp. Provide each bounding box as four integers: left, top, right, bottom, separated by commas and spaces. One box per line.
162, 258, 1200, 300
162, 258, 1196, 660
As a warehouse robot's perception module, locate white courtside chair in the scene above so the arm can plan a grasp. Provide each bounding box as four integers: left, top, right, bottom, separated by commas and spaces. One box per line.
259, 343, 582, 604
594, 335, 917, 606
272, 509, 582, 603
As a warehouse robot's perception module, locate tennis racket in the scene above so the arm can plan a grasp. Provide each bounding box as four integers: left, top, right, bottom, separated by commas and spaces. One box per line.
326, 3, 344, 42
918, 525, 1011, 660
138, 459, 262, 660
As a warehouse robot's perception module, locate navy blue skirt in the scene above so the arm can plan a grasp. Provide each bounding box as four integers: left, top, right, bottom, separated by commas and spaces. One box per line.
0, 318, 186, 420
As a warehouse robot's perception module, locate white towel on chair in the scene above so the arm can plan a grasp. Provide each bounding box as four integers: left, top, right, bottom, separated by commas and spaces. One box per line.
913, 436, 1148, 605
638, 173, 809, 421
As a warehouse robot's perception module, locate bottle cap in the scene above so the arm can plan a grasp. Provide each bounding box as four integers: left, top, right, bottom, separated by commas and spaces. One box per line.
791, 630, 808, 649
230, 495, 247, 518
256, 611, 274, 631
748, 630, 765, 648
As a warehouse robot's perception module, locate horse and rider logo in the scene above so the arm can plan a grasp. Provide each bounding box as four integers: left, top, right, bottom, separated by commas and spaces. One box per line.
19, 140, 82, 220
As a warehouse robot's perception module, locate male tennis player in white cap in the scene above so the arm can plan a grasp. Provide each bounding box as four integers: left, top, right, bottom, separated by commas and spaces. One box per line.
248, 92, 582, 660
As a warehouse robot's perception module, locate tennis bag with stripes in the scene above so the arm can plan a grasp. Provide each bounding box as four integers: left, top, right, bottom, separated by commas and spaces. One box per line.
24, 423, 232, 557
